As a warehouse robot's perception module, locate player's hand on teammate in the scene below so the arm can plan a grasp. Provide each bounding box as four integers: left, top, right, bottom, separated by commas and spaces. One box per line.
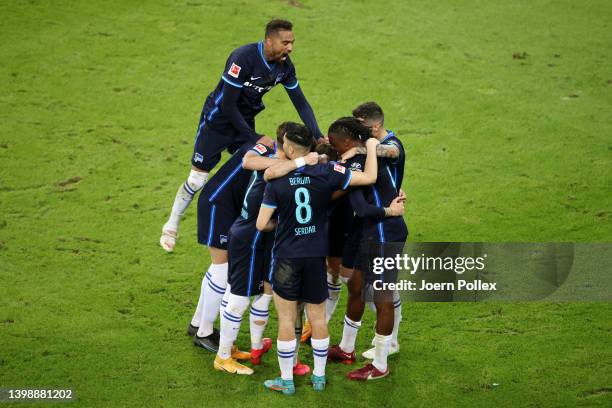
341, 147, 359, 162
386, 195, 405, 217
397, 189, 406, 203
304, 152, 319, 166
257, 135, 275, 148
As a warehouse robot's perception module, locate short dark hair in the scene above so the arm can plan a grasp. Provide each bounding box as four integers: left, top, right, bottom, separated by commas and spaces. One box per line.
352, 101, 384, 125
283, 122, 312, 149
265, 19, 293, 37
276, 121, 300, 148
328, 117, 372, 142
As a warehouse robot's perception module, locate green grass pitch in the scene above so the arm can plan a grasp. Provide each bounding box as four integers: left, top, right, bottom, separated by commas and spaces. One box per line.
1, 0, 610, 406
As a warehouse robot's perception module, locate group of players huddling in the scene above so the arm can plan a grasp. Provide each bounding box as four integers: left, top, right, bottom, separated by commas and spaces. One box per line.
160, 19, 407, 395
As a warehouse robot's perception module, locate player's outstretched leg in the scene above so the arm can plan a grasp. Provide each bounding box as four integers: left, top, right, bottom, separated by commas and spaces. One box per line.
160, 169, 208, 252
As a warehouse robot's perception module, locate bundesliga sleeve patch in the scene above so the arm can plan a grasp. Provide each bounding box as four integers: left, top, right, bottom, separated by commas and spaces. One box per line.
253, 144, 267, 155
333, 163, 346, 174
228, 62, 241, 78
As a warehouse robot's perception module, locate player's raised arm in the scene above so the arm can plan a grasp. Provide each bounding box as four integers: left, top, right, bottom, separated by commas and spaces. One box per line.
286, 85, 324, 144
342, 142, 400, 161
347, 137, 379, 186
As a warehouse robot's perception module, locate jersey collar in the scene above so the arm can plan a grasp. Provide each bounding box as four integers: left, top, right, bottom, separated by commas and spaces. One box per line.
258, 41, 274, 71
381, 130, 395, 143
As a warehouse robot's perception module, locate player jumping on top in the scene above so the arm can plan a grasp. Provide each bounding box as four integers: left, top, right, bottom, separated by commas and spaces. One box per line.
160, 19, 323, 252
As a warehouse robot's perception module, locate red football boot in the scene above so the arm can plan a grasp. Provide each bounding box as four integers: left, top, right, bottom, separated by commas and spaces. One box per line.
327, 345, 356, 364
250, 338, 272, 365
346, 363, 389, 381
293, 361, 311, 376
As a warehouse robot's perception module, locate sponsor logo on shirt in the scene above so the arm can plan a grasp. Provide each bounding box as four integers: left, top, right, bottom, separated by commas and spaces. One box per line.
350, 162, 363, 172
228, 63, 241, 78
243, 81, 274, 93
334, 163, 346, 174
194, 153, 204, 163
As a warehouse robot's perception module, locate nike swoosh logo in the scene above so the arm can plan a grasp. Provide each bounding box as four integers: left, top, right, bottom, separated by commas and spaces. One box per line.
250, 76, 262, 80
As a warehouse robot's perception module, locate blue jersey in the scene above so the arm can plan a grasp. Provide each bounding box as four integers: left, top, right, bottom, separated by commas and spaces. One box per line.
262, 162, 352, 258
202, 143, 274, 211
348, 155, 408, 243
381, 130, 405, 192
202, 42, 299, 123
229, 148, 277, 244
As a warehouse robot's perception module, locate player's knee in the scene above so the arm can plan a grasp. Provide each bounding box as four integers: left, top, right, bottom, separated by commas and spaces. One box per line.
227, 293, 249, 316
186, 169, 208, 192
209, 248, 228, 264
208, 262, 228, 286
347, 275, 361, 296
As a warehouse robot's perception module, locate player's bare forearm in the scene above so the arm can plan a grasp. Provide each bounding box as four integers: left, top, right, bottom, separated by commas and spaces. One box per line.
348, 138, 379, 186
353, 144, 399, 159
256, 206, 275, 231
263, 160, 297, 182
263, 152, 318, 182
242, 153, 277, 171
260, 219, 277, 232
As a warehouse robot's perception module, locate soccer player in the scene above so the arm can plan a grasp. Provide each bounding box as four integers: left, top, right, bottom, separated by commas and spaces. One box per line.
351, 102, 406, 359
189, 141, 276, 352
352, 102, 405, 191
310, 103, 405, 335
257, 123, 380, 395
160, 19, 324, 252
213, 122, 318, 375
326, 117, 408, 381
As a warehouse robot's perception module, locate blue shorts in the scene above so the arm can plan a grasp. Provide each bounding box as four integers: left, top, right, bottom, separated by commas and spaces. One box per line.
197, 194, 239, 250
228, 232, 273, 297
192, 112, 254, 172
271, 257, 327, 304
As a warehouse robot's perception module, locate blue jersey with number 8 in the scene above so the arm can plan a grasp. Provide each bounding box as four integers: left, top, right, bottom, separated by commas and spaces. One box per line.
262, 162, 352, 258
